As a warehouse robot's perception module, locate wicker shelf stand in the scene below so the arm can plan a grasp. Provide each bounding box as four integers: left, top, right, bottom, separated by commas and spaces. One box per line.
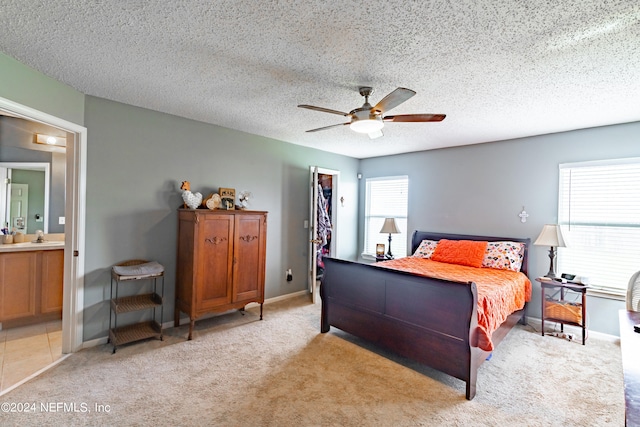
537, 277, 588, 345
109, 260, 164, 353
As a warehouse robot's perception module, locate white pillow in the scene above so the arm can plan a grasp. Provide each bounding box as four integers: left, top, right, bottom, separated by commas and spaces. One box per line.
412, 239, 439, 258
481, 241, 525, 272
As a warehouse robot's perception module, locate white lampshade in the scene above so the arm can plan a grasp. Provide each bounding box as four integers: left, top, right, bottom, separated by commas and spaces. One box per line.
380, 218, 400, 234
350, 119, 384, 133
350, 109, 384, 134
534, 224, 566, 248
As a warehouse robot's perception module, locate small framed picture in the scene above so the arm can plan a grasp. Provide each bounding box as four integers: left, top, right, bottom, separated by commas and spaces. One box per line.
219, 187, 236, 210
376, 244, 385, 257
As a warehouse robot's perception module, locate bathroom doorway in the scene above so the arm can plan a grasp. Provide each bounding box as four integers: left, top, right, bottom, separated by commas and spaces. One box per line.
0, 96, 87, 356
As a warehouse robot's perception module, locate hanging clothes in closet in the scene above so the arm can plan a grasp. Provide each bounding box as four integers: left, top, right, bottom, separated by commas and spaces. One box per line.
316, 183, 332, 278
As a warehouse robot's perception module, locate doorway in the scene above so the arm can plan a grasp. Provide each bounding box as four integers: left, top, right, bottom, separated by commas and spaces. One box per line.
308, 166, 339, 304
0, 95, 87, 357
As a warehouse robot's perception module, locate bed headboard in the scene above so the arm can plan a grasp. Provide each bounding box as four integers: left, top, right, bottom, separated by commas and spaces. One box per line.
410, 231, 531, 276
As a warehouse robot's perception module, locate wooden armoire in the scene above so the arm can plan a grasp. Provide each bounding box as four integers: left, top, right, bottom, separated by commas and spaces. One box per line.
175, 209, 267, 339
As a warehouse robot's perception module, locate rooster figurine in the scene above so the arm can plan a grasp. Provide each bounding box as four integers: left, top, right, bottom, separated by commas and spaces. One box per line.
180, 181, 202, 209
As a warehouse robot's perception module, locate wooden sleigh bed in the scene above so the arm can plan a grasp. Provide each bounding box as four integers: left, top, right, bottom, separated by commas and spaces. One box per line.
320, 231, 531, 400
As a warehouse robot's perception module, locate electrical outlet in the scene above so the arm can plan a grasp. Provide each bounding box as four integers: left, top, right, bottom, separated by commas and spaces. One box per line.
58, 217, 65, 225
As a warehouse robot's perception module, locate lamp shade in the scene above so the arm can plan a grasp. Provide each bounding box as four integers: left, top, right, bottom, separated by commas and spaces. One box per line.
534, 224, 566, 248
380, 218, 400, 234
350, 110, 384, 134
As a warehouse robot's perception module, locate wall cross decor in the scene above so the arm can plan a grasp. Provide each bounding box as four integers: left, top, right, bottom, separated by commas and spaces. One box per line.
518, 207, 529, 223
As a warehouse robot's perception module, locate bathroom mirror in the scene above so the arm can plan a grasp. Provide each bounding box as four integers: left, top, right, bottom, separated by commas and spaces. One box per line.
0, 162, 50, 234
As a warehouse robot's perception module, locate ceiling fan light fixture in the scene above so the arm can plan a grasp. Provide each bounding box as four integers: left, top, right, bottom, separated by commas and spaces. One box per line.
350, 109, 384, 134
299, 86, 445, 136
350, 119, 384, 133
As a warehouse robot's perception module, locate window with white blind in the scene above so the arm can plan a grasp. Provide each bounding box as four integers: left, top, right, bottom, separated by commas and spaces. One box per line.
557, 158, 640, 295
363, 176, 408, 258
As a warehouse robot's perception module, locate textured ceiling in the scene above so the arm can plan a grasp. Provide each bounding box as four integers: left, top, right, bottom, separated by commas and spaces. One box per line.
1, 1, 639, 159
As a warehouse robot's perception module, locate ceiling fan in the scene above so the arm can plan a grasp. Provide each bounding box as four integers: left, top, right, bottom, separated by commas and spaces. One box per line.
298, 87, 445, 139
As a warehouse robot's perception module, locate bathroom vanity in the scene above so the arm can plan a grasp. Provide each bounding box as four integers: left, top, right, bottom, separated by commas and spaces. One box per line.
0, 239, 64, 328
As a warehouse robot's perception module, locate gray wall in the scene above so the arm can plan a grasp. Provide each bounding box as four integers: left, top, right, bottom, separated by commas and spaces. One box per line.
82, 96, 360, 340
359, 122, 640, 336
2, 51, 637, 339
0, 53, 360, 342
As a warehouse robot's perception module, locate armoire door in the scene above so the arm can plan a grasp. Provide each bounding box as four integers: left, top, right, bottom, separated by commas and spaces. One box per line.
198, 214, 234, 309
233, 213, 266, 302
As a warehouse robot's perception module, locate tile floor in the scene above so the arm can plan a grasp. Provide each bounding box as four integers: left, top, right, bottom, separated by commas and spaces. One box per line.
0, 321, 63, 393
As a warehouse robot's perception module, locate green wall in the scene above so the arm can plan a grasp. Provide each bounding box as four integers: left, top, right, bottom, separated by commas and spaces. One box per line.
0, 53, 84, 125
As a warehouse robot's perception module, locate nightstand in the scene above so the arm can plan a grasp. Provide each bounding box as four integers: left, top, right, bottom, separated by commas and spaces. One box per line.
537, 277, 588, 345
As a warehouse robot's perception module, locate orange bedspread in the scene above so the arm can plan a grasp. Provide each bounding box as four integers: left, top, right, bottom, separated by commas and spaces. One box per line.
374, 258, 531, 351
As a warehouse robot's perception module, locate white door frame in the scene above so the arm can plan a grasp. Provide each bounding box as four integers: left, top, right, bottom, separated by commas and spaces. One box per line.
0, 96, 87, 353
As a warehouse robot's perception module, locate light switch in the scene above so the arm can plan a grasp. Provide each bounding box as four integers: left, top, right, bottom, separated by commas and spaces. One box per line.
59, 217, 65, 225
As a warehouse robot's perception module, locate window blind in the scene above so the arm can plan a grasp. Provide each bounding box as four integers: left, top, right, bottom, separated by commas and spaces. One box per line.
557, 158, 640, 294
364, 176, 408, 257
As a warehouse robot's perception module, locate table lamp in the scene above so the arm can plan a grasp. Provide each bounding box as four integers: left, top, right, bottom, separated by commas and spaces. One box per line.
380, 218, 400, 258
534, 224, 566, 278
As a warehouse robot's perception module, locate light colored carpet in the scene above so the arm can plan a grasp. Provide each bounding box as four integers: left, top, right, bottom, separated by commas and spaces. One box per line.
0, 295, 623, 426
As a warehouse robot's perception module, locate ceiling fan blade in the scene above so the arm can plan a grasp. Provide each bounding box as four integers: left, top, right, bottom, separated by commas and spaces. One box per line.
372, 87, 416, 113
298, 104, 349, 117
305, 123, 349, 133
383, 114, 446, 122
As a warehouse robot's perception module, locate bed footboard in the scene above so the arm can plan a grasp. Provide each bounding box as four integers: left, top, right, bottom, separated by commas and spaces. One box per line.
320, 257, 484, 399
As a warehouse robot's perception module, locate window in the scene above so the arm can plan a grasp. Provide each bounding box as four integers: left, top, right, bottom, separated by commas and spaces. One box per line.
557, 158, 640, 295
364, 176, 408, 257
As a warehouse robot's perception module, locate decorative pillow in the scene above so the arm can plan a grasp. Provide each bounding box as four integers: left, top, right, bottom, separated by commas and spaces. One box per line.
431, 239, 488, 268
412, 239, 439, 258
482, 241, 526, 272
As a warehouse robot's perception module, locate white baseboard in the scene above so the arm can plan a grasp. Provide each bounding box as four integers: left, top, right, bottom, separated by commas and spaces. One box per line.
81, 289, 310, 350
245, 289, 308, 309
82, 336, 108, 349
525, 316, 619, 343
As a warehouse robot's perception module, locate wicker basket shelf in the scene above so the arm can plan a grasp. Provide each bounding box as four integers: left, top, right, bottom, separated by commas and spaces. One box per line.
109, 259, 165, 353
538, 277, 588, 344
108, 321, 162, 347
544, 300, 582, 324
111, 293, 163, 314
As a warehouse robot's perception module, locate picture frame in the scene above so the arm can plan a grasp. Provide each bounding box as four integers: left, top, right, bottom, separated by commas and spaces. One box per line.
376, 243, 385, 257
219, 187, 236, 210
